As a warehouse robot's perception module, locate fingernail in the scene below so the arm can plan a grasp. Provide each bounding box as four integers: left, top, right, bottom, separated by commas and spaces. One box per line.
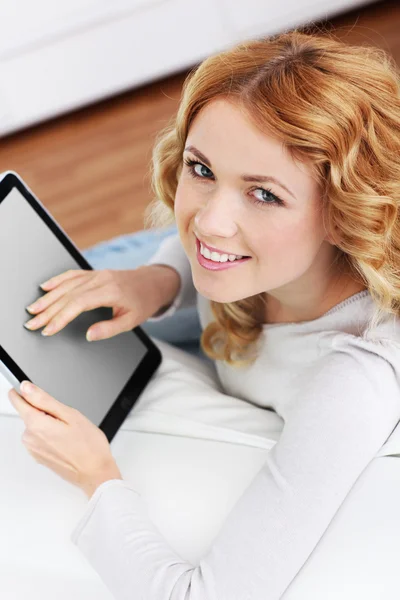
86, 330, 93, 342
39, 280, 51, 289
21, 381, 33, 394
41, 326, 54, 336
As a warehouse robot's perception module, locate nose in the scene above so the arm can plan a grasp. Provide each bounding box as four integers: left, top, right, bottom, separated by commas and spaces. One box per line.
194, 191, 239, 239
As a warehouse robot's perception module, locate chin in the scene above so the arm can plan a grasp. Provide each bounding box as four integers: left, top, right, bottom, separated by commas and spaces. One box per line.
193, 281, 246, 304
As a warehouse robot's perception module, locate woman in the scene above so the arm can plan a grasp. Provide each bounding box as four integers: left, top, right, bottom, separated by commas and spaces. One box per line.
9, 29, 400, 598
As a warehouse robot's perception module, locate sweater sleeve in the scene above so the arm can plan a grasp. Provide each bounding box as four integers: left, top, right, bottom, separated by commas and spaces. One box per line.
144, 233, 197, 322
70, 339, 400, 600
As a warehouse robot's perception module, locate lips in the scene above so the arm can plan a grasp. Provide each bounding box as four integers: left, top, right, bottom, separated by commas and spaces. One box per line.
196, 237, 251, 271
196, 236, 249, 258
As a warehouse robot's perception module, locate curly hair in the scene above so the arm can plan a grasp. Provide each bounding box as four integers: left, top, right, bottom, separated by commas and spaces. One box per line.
143, 28, 400, 368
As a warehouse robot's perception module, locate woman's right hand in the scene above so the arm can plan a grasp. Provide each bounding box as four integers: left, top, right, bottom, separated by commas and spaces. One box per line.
23, 266, 180, 342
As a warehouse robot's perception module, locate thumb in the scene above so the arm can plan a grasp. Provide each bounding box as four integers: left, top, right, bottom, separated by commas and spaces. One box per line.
18, 381, 71, 422
87, 312, 135, 341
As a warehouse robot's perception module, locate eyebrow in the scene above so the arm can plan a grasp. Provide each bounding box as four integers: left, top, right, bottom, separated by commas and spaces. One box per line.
183, 145, 297, 200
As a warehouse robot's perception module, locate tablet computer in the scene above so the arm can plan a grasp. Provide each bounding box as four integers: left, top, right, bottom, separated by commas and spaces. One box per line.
0, 171, 162, 442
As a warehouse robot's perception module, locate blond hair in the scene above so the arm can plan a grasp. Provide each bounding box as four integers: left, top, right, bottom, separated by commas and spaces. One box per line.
144, 28, 400, 368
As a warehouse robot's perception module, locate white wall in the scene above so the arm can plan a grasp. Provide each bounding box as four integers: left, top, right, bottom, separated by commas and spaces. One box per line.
0, 0, 373, 136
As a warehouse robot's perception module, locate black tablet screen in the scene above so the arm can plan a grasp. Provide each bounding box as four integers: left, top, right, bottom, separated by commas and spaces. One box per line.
0, 185, 150, 428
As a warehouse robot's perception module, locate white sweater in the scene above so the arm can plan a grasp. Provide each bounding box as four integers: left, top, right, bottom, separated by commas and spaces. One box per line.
70, 233, 400, 599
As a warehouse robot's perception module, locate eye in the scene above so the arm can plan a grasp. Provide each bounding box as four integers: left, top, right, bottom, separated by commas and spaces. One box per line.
183, 156, 285, 208
250, 187, 285, 208
184, 158, 213, 179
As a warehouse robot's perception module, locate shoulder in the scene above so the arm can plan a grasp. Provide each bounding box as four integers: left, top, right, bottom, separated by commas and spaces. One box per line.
329, 319, 400, 379
308, 329, 400, 416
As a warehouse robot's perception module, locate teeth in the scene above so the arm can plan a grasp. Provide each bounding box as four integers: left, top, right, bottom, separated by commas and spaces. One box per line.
200, 242, 242, 262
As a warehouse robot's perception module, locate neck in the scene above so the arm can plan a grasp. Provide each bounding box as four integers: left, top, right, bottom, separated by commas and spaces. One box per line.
263, 270, 367, 325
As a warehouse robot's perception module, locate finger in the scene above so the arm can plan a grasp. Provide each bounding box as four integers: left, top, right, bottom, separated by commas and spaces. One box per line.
27, 271, 97, 315
39, 269, 93, 292
8, 387, 46, 424
16, 381, 71, 423
24, 276, 101, 330
25, 294, 71, 332
39, 285, 118, 337
88, 311, 134, 341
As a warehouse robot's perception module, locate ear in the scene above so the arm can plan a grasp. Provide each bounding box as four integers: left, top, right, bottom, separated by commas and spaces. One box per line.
324, 227, 338, 245
325, 234, 335, 245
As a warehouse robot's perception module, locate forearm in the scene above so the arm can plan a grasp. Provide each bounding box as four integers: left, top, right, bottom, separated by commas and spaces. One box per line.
81, 460, 124, 500
144, 232, 197, 317
145, 264, 181, 317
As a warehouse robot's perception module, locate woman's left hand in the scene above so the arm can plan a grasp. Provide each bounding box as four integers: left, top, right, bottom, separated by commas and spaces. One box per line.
8, 381, 123, 499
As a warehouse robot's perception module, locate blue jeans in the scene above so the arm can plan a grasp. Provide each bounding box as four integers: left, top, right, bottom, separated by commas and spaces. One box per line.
81, 225, 207, 361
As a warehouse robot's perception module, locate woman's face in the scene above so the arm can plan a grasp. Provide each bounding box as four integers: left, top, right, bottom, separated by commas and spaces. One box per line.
174, 98, 338, 311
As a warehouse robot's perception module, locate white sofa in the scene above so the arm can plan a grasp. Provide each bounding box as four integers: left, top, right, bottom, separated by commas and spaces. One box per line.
1, 336, 400, 599
0, 0, 374, 136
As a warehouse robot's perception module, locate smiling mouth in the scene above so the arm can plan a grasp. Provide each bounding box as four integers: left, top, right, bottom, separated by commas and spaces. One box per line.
195, 238, 252, 268
196, 236, 250, 258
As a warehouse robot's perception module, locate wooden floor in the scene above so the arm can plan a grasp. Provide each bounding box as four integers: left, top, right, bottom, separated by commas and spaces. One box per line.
1, 0, 399, 252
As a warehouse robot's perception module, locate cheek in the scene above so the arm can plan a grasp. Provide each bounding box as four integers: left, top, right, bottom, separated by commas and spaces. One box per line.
174, 178, 198, 228
257, 217, 325, 273
173, 181, 185, 219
